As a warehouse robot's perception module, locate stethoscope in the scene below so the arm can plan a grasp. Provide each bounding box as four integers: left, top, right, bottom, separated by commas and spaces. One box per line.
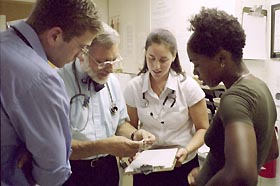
141, 90, 176, 108
141, 90, 176, 124
70, 60, 118, 132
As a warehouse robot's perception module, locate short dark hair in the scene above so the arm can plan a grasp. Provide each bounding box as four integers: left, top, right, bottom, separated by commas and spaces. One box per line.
188, 7, 246, 63
138, 28, 184, 76
27, 0, 103, 42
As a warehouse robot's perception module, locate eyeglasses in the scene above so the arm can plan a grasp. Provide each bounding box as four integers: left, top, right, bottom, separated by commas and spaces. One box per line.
80, 46, 90, 56
72, 37, 90, 57
88, 54, 123, 69
74, 38, 123, 69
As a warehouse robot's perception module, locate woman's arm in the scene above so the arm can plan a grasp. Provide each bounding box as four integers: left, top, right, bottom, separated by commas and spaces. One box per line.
176, 99, 209, 166
205, 122, 258, 186
126, 104, 139, 128
187, 99, 209, 153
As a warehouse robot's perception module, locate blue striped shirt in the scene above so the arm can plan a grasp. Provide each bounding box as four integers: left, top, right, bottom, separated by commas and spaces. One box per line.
1, 21, 71, 186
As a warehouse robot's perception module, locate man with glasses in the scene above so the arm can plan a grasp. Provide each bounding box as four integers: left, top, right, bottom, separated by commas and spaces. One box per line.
1, 0, 103, 185
58, 23, 155, 186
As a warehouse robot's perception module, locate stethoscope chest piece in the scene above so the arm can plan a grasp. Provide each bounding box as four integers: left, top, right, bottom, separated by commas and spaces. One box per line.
110, 104, 118, 115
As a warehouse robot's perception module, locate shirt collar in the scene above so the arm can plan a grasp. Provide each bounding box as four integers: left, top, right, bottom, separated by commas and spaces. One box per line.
75, 59, 88, 79
12, 21, 48, 63
166, 70, 178, 90
142, 72, 150, 93
142, 70, 179, 93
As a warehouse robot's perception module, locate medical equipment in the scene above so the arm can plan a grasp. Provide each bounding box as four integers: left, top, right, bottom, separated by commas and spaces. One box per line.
141, 90, 176, 108
70, 61, 118, 132
141, 90, 176, 124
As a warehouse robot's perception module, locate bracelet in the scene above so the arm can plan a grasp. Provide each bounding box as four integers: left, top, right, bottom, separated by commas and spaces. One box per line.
130, 130, 138, 140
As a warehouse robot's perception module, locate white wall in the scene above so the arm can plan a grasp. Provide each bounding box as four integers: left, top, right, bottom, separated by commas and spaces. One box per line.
109, 0, 151, 73
94, 0, 108, 24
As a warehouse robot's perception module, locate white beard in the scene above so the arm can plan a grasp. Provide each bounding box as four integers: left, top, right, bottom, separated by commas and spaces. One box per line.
80, 55, 109, 85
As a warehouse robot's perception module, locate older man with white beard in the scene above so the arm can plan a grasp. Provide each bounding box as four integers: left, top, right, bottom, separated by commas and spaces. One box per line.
58, 23, 155, 186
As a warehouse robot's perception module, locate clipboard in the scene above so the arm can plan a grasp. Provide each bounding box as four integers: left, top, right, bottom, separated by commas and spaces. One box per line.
242, 6, 267, 60
124, 148, 178, 175
271, 3, 280, 58
242, 6, 267, 17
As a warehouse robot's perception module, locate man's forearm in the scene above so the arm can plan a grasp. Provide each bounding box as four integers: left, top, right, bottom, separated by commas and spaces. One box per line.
70, 139, 110, 160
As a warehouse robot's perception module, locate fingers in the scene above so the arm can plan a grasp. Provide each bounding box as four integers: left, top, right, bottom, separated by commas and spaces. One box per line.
125, 139, 152, 156
17, 151, 32, 168
175, 148, 188, 167
124, 140, 143, 156
175, 160, 182, 167
128, 152, 140, 163
138, 139, 153, 151
188, 173, 196, 186
130, 140, 143, 148
133, 129, 155, 151
187, 167, 200, 186
111, 133, 154, 157
17, 154, 28, 168
139, 129, 156, 144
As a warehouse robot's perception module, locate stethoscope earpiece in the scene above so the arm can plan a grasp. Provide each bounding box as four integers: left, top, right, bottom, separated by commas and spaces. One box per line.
142, 90, 176, 108
163, 90, 176, 107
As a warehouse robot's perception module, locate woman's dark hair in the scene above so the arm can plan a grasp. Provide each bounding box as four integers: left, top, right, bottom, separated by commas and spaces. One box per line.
138, 29, 184, 76
188, 7, 246, 63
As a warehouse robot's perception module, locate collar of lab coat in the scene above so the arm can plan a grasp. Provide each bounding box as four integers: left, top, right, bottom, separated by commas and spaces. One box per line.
142, 70, 179, 94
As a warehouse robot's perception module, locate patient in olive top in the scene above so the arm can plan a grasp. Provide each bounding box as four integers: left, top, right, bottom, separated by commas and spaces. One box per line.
187, 7, 278, 186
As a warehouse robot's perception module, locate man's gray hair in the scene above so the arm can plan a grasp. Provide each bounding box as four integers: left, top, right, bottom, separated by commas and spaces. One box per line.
91, 22, 120, 48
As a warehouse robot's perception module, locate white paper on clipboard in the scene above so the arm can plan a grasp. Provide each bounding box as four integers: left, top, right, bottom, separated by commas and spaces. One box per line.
125, 148, 178, 175
242, 8, 267, 60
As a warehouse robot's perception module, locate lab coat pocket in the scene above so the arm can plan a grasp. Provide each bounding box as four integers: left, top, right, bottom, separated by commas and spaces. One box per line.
163, 106, 188, 129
